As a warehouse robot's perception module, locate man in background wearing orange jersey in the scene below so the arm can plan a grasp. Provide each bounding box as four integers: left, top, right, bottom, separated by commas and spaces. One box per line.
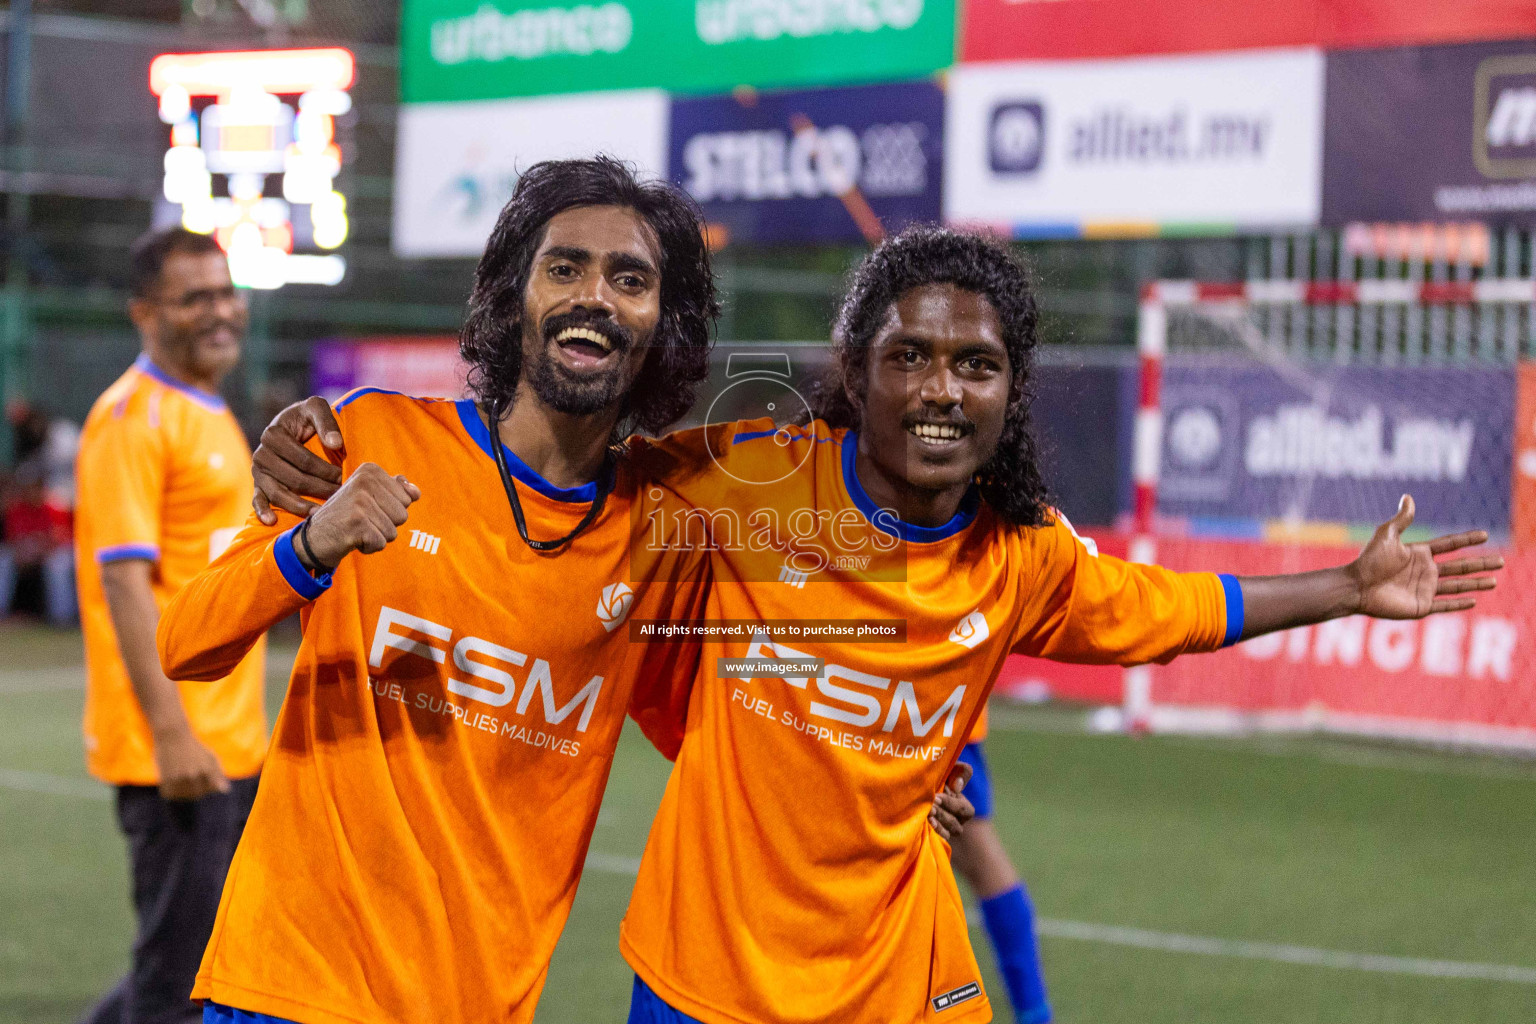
73, 228, 266, 1024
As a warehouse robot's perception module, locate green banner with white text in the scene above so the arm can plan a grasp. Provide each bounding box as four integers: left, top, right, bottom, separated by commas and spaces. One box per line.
400, 0, 957, 102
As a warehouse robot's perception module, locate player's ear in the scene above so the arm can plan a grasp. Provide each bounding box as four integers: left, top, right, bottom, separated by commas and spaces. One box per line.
838, 358, 864, 416
128, 296, 157, 337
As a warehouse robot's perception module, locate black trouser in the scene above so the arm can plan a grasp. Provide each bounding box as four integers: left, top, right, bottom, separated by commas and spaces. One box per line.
80, 775, 260, 1024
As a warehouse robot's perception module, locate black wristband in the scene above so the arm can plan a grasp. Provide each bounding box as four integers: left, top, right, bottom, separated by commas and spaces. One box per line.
297, 518, 335, 576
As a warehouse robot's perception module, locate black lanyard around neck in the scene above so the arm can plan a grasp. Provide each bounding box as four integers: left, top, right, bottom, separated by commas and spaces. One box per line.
487, 402, 614, 552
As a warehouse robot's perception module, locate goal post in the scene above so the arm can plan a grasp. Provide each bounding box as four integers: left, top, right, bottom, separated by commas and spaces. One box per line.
1123, 278, 1536, 751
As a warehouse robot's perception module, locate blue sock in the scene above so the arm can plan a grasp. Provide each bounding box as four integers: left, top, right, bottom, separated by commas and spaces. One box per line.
981, 884, 1051, 1024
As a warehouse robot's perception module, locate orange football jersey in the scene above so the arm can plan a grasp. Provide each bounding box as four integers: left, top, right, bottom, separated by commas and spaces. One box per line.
157, 391, 706, 1024
967, 705, 989, 744
74, 355, 265, 785
620, 419, 1238, 1024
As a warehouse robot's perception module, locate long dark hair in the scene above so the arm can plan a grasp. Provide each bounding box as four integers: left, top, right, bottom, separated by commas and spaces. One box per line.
459, 156, 719, 434
818, 225, 1051, 527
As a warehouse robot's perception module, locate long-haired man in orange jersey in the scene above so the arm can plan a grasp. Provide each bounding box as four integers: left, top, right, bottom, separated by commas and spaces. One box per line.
157, 159, 973, 1024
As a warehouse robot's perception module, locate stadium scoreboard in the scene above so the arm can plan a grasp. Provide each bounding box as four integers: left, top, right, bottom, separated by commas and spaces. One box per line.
150, 48, 355, 289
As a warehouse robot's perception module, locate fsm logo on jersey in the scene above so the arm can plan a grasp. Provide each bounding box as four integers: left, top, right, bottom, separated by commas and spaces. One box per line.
669, 80, 943, 244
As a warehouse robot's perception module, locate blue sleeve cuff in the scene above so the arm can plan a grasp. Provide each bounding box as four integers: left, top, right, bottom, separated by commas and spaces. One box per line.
97, 543, 159, 564
273, 524, 332, 601
1219, 573, 1244, 647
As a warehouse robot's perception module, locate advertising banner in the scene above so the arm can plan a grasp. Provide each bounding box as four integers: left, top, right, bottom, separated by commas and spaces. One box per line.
961, 0, 1316, 63
961, 0, 1536, 64
400, 0, 955, 103
392, 90, 669, 258
1157, 536, 1536, 746
1511, 363, 1536, 547
943, 49, 1325, 236
668, 81, 942, 245
312, 337, 466, 402
1157, 358, 1514, 532
1000, 534, 1536, 750
1322, 39, 1536, 225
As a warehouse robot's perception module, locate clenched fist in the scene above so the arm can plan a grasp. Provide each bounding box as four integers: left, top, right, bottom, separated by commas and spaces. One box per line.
293, 462, 422, 572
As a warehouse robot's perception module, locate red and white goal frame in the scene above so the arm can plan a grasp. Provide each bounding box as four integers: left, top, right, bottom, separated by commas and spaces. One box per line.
1122, 279, 1536, 747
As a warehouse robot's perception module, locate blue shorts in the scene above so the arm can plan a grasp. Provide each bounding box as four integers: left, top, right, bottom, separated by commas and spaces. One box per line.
204, 1002, 300, 1024
628, 975, 707, 1024
957, 742, 993, 820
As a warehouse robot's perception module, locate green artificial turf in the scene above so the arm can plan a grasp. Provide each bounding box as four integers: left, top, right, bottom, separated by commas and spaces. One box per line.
2, 625, 1532, 1023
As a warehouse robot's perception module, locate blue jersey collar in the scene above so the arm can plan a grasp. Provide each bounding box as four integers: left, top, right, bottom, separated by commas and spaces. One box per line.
133, 354, 227, 412
840, 431, 979, 543
454, 399, 607, 504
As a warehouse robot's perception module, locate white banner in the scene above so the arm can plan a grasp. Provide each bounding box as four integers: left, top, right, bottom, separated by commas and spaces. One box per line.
392, 90, 670, 258
944, 49, 1324, 233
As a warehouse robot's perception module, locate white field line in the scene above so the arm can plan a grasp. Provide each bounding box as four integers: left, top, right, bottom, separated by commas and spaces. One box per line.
1029, 918, 1536, 985
0, 767, 108, 800
5, 766, 1529, 986
577, 851, 1536, 985
0, 667, 83, 694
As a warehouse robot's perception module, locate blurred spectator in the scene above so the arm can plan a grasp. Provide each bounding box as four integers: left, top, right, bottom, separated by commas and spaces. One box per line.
9, 400, 81, 511
0, 460, 76, 625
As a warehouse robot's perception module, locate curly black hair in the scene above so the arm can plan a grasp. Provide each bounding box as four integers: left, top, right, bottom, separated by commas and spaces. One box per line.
817, 225, 1051, 528
460, 156, 719, 435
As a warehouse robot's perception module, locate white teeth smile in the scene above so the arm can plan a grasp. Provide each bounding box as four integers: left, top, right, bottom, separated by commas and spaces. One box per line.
555, 327, 614, 353
909, 423, 964, 445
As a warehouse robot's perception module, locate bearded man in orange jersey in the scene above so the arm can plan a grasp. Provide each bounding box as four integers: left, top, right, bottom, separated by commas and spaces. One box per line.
156, 160, 972, 1024
248, 226, 1499, 1024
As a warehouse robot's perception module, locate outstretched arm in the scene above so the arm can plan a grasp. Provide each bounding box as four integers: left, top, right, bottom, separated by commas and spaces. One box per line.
1236, 495, 1501, 641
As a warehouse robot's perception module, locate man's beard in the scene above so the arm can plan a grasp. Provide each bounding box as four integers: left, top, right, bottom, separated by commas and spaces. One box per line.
523, 343, 628, 416
519, 310, 638, 417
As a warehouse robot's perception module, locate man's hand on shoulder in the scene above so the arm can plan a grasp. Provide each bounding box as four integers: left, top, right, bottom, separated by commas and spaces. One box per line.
294, 462, 422, 571
254, 396, 347, 525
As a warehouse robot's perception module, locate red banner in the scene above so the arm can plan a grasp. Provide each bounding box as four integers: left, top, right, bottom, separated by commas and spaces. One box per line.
999, 533, 1536, 747
962, 0, 1536, 64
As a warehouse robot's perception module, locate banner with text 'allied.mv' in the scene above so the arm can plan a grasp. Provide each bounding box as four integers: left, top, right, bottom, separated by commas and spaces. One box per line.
401, 0, 954, 102
944, 49, 1324, 237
